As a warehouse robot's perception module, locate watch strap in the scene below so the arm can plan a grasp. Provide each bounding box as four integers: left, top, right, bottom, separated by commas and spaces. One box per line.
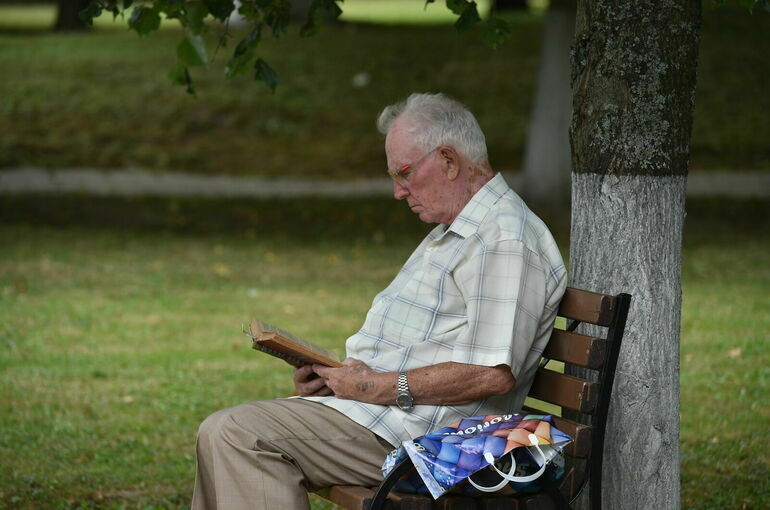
397, 371, 410, 394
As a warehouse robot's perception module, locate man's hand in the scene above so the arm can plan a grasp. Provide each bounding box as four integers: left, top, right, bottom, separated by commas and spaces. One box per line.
293, 364, 334, 397
313, 358, 394, 404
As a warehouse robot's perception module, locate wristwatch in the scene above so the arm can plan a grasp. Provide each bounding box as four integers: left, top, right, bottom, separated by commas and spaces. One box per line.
396, 371, 414, 411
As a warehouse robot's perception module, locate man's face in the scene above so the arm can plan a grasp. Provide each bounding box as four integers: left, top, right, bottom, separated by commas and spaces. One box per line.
385, 120, 457, 225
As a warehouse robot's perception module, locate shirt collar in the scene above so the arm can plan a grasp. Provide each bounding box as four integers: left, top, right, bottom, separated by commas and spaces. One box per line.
444, 173, 511, 239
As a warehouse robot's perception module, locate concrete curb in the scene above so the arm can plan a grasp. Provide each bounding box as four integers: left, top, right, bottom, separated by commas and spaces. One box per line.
0, 168, 767, 198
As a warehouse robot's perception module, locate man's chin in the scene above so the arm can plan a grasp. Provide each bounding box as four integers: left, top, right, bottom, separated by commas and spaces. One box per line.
409, 206, 434, 224
416, 211, 436, 224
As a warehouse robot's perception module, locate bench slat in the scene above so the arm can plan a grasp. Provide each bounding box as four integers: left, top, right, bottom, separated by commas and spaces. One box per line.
528, 369, 599, 414
543, 329, 608, 369
390, 492, 433, 510
327, 485, 375, 510
558, 288, 616, 327
478, 498, 520, 510
522, 406, 592, 458
436, 496, 478, 509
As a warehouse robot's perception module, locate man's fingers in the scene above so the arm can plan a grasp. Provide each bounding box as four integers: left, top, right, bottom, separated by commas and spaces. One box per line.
313, 364, 331, 377
293, 364, 315, 383
300, 375, 328, 395
311, 385, 334, 397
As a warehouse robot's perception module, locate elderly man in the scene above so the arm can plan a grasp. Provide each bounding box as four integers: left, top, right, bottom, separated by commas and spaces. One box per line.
192, 93, 567, 510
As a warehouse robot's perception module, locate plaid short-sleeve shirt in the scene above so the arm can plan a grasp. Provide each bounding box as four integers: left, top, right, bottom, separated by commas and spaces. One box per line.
302, 173, 567, 446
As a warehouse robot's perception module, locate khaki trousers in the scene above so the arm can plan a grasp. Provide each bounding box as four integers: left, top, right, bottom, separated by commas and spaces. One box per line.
192, 398, 393, 510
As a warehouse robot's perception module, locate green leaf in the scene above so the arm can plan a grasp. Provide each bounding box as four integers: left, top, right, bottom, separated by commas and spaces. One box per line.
300, 0, 343, 37
455, 1, 481, 31
225, 26, 261, 78
260, 0, 293, 38
177, 33, 208, 67
203, 0, 235, 21
168, 64, 185, 84
79, 1, 103, 26
481, 16, 511, 48
128, 5, 161, 35
123, 0, 134, 10
237, 0, 259, 19
300, 17, 317, 37
154, 0, 184, 19
445, 0, 468, 15
100, 0, 120, 17
444, 0, 481, 32
318, 0, 343, 20
168, 64, 196, 96
185, 0, 209, 32
254, 58, 280, 91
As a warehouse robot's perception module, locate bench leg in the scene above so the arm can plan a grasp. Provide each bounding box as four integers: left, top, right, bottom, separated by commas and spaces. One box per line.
541, 465, 572, 510
370, 458, 415, 510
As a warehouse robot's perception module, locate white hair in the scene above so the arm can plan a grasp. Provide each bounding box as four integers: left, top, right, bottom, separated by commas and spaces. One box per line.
377, 92, 488, 165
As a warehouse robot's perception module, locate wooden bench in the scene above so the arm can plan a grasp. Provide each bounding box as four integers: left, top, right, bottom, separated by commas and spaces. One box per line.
317, 287, 631, 510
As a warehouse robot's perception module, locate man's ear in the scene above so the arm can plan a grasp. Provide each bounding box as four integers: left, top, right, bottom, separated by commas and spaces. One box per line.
440, 147, 461, 180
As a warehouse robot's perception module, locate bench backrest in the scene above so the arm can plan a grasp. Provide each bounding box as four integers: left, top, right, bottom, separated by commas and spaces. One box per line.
525, 288, 631, 510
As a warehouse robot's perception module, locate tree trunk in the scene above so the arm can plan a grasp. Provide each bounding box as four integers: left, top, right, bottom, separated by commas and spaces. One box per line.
567, 0, 701, 509
521, 0, 575, 206
494, 0, 528, 11
54, 0, 91, 31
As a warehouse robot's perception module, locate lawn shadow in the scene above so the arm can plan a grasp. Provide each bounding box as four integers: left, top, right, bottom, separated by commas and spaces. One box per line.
2, 194, 766, 248
0, 194, 434, 244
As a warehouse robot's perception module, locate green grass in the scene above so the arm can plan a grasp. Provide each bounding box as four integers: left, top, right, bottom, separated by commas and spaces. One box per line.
0, 3, 767, 177
678, 201, 770, 509
341, 0, 493, 24
0, 196, 768, 509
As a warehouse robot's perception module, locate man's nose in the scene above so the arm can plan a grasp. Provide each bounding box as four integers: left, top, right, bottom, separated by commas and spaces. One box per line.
393, 180, 409, 200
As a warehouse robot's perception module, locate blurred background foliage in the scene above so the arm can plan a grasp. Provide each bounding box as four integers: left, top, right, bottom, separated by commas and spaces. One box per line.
0, 0, 768, 178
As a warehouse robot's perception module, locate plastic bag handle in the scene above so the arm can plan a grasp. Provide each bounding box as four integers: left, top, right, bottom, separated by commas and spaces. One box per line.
467, 434, 548, 492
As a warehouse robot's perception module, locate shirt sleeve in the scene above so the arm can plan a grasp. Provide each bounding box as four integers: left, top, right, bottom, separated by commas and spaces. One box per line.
451, 239, 548, 380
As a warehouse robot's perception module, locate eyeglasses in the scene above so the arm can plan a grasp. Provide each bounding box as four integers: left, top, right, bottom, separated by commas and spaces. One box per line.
387, 146, 440, 186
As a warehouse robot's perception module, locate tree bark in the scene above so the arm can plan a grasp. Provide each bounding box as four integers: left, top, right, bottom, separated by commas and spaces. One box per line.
54, 0, 91, 31
567, 0, 701, 509
521, 0, 575, 206
494, 0, 528, 11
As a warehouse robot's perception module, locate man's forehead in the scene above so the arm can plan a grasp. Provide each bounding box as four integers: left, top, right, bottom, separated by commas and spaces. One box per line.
385, 119, 419, 158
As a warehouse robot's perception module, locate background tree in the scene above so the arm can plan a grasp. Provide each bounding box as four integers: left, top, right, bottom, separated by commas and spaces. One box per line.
521, 0, 574, 205
494, 0, 528, 11
55, 0, 91, 30
566, 0, 700, 508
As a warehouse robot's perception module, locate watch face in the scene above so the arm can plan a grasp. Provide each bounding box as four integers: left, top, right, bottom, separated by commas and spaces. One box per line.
396, 393, 413, 409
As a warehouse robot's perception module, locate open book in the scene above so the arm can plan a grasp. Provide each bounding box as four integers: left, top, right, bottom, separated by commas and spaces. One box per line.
243, 319, 342, 368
